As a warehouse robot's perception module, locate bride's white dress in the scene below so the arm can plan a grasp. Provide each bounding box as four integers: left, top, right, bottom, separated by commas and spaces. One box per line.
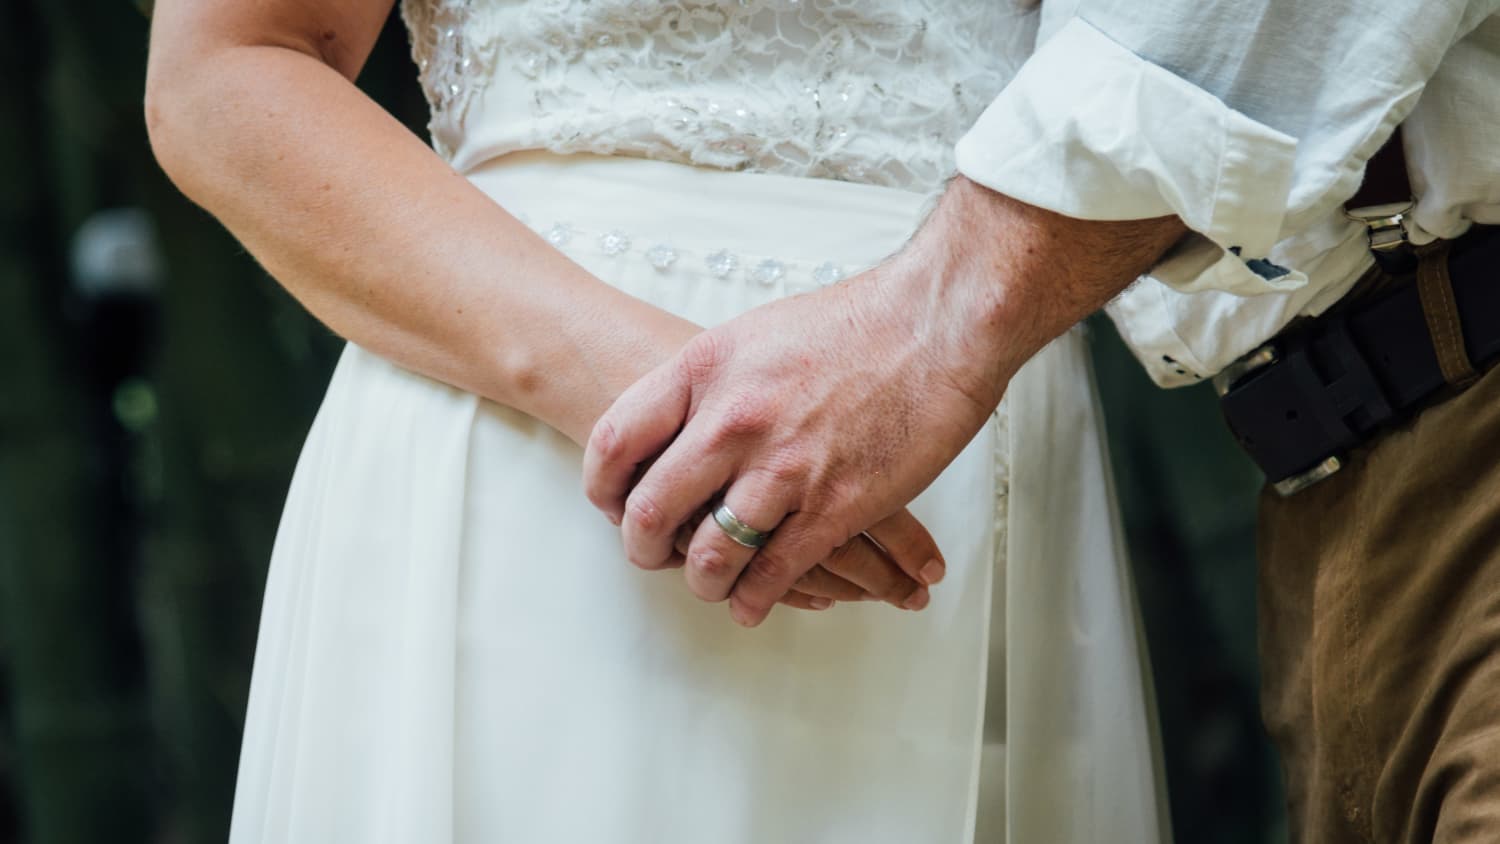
229, 1, 1169, 842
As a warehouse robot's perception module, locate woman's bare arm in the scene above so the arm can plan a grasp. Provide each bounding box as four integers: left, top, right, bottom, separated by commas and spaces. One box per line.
143, 0, 945, 610
145, 0, 696, 446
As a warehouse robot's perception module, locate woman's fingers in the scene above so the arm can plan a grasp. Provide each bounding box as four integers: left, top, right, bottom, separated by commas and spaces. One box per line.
820, 533, 929, 610
778, 591, 834, 612
862, 508, 946, 587
660, 493, 941, 620
681, 529, 858, 607
674, 515, 870, 599
792, 565, 872, 602
726, 511, 843, 627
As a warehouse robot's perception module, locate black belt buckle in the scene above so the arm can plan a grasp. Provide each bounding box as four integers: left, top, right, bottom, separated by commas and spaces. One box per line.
1214, 316, 1396, 497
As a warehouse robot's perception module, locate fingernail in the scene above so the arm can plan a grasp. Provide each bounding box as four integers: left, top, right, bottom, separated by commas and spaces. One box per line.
607, 512, 622, 527
919, 559, 945, 585
809, 597, 833, 610
902, 588, 930, 611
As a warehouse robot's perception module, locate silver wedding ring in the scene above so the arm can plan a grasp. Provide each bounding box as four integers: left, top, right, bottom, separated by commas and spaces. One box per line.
712, 504, 771, 549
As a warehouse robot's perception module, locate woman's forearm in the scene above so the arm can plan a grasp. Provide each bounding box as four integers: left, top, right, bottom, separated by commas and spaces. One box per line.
145, 16, 696, 445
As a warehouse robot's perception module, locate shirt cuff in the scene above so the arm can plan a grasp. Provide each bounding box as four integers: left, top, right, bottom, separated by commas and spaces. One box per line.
955, 16, 1303, 297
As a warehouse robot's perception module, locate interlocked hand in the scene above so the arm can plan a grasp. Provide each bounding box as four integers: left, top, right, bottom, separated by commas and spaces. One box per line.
584, 255, 1011, 627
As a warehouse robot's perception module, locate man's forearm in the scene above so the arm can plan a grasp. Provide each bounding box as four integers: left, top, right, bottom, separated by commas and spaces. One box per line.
890, 175, 1188, 393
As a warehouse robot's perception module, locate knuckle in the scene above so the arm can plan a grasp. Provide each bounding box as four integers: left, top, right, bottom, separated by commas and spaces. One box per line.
624, 491, 668, 536
690, 546, 736, 582
718, 400, 772, 439
762, 455, 806, 489
812, 473, 863, 512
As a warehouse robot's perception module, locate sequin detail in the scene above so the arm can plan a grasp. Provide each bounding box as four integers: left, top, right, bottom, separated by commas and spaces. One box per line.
750, 259, 787, 286
706, 250, 739, 280
534, 221, 854, 290
813, 262, 846, 285
646, 244, 679, 271
599, 230, 631, 256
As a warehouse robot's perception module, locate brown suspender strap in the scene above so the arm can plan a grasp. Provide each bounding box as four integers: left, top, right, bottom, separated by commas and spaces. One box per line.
1416, 241, 1481, 388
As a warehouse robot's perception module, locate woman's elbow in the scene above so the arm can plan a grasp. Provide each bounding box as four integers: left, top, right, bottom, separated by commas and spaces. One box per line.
143, 64, 201, 192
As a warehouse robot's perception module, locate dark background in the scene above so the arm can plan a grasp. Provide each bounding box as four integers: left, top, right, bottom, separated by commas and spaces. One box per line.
0, 2, 1284, 841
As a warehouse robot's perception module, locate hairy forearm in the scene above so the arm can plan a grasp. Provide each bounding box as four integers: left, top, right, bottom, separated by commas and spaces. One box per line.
145, 38, 694, 445
893, 175, 1186, 394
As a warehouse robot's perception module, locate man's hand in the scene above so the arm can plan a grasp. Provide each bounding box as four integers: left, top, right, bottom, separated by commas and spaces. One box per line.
585, 252, 1005, 626
584, 177, 1186, 627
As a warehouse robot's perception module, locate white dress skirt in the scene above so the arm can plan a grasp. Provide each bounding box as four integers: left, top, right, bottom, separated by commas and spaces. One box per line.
229, 150, 1169, 843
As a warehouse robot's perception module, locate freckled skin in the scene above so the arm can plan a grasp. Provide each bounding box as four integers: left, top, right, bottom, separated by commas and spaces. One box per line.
589, 177, 1184, 627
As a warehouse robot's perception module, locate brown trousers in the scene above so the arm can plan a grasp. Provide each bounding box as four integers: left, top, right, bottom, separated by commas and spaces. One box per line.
1258, 247, 1500, 843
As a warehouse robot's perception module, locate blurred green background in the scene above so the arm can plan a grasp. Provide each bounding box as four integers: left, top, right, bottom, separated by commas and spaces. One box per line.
0, 2, 1283, 842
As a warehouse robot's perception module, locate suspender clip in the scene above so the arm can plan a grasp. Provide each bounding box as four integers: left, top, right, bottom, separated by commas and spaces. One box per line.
1346, 199, 1417, 273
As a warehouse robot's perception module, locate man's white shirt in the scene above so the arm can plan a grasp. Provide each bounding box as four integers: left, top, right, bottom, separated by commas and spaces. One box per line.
956, 1, 1500, 385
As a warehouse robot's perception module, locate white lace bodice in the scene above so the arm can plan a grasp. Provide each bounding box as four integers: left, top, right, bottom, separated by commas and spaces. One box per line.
402, 0, 1038, 191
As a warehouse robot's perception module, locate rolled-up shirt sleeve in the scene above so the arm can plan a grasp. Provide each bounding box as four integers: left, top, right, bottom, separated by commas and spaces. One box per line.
957, 17, 1296, 271
956, 1, 1495, 378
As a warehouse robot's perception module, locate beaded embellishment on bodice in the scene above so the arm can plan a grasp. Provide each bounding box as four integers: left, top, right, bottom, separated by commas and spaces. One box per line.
401, 0, 1037, 190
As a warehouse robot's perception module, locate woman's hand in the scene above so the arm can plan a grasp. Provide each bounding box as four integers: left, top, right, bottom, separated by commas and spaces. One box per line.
671, 504, 941, 612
